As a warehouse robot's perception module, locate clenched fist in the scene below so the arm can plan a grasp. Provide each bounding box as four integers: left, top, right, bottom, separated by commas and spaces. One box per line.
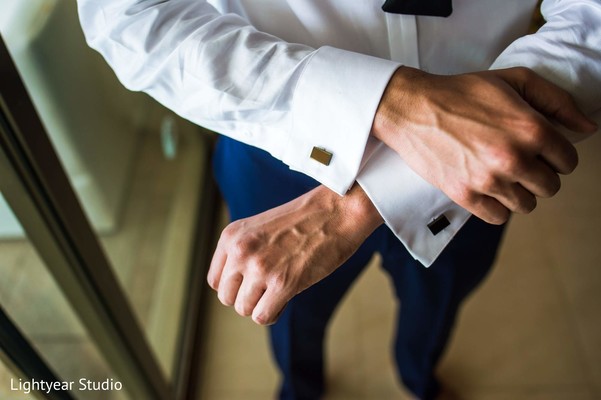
372, 66, 597, 224
207, 184, 382, 325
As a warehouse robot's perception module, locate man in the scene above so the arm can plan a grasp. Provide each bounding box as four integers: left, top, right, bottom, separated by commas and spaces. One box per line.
77, 0, 601, 398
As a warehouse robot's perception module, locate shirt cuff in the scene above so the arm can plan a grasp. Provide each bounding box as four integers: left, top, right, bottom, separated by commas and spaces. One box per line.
356, 143, 472, 267
283, 46, 401, 195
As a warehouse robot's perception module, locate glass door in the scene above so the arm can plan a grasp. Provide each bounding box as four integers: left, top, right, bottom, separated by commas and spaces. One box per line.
0, 2, 219, 398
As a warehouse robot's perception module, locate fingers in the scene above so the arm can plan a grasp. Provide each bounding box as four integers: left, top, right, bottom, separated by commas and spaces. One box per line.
484, 105, 576, 212
217, 268, 243, 306
234, 279, 265, 317
457, 182, 538, 225
214, 269, 288, 324
493, 183, 537, 215
518, 157, 561, 198
521, 70, 598, 134
537, 120, 579, 174
210, 261, 288, 324
207, 244, 227, 290
455, 191, 510, 225
501, 66, 589, 173
207, 230, 287, 324
551, 95, 598, 133
252, 287, 290, 326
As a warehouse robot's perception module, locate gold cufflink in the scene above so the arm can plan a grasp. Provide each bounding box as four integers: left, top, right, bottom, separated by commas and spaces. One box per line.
310, 147, 333, 166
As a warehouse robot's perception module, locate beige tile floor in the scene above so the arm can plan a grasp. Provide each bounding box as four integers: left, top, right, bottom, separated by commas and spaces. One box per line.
197, 132, 601, 400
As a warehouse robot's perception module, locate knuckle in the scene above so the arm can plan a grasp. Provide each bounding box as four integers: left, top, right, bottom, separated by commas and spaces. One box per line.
270, 274, 289, 292
220, 222, 238, 241
527, 125, 548, 147
513, 114, 545, 144
504, 157, 522, 176
248, 254, 269, 275
501, 152, 529, 179
448, 183, 475, 206
231, 234, 262, 260
232, 238, 252, 259
485, 144, 510, 169
485, 145, 525, 178
474, 171, 500, 194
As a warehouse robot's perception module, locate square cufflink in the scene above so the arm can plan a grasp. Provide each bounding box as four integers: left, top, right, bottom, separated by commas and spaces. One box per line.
310, 147, 333, 166
427, 214, 450, 236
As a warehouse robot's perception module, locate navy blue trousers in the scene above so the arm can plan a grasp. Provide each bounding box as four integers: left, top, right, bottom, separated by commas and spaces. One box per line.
213, 136, 505, 400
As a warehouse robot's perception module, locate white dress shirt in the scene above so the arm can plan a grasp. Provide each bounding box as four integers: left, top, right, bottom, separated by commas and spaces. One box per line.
77, 0, 601, 266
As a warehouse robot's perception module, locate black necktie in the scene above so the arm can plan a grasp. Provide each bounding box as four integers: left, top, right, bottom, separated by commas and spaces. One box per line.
382, 0, 453, 17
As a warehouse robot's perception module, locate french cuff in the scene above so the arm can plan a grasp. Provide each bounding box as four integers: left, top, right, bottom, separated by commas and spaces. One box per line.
356, 144, 472, 267
283, 46, 401, 195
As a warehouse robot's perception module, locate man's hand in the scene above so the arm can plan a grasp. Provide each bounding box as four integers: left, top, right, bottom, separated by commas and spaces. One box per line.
207, 184, 383, 325
372, 66, 598, 224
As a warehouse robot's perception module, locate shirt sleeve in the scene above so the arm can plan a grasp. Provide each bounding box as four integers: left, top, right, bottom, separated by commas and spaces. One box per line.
76, 0, 400, 195
357, 0, 601, 267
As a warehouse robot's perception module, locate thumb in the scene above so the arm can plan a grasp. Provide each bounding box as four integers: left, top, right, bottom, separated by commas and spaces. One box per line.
521, 72, 598, 133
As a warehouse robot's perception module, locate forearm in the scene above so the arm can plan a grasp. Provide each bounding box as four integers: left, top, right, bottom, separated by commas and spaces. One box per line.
359, 61, 595, 266
208, 183, 382, 325
361, 0, 600, 267
76, 0, 313, 134
77, 0, 400, 196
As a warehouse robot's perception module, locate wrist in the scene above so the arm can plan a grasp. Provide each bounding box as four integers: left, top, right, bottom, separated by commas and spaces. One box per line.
307, 185, 382, 245
334, 184, 383, 242
371, 66, 427, 147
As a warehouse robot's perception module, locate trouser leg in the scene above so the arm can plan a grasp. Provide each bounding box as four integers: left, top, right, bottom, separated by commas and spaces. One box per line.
379, 217, 506, 400
212, 136, 319, 219
212, 136, 506, 400
270, 229, 383, 400
212, 136, 381, 399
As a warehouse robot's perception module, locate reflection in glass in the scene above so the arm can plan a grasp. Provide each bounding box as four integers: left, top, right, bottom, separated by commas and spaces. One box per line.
0, 0, 208, 378
0, 192, 129, 400
0, 355, 38, 400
